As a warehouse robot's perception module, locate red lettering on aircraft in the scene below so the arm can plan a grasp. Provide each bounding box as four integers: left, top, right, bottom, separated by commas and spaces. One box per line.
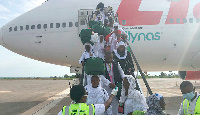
193, 3, 200, 19
117, 0, 163, 26
165, 0, 190, 24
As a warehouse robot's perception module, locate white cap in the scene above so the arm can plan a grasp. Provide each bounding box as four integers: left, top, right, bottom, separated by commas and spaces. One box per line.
116, 41, 126, 48
113, 23, 119, 27
85, 42, 91, 45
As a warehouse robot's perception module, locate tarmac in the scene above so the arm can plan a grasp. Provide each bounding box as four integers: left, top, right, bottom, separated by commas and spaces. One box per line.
0, 78, 199, 115
0, 79, 75, 115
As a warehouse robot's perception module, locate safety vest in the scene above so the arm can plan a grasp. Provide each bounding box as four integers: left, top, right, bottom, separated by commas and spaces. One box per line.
183, 96, 200, 115
62, 103, 95, 115
132, 110, 145, 115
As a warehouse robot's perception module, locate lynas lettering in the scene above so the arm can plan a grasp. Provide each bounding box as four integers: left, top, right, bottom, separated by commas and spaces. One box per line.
126, 31, 160, 43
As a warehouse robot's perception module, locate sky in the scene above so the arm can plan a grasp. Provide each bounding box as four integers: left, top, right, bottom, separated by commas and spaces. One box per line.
0, 0, 75, 77
0, 0, 177, 77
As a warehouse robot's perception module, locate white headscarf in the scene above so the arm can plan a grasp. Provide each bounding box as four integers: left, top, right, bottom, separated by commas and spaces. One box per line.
99, 36, 105, 51
120, 75, 148, 111
120, 75, 136, 102
120, 75, 143, 102
113, 41, 127, 59
116, 41, 126, 48
112, 22, 119, 31
99, 35, 105, 45
85, 75, 107, 104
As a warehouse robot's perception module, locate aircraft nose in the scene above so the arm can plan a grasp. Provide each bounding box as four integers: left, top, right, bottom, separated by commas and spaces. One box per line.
0, 27, 3, 46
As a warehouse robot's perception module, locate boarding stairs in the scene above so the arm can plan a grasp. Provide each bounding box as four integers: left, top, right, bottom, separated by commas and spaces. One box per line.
78, 8, 153, 96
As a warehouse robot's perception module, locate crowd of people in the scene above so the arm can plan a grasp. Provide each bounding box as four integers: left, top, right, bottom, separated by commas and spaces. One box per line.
77, 3, 164, 115
59, 80, 200, 115
58, 2, 200, 115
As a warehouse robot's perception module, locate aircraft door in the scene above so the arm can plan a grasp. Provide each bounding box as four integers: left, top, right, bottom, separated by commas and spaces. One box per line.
30, 34, 47, 60
78, 9, 94, 34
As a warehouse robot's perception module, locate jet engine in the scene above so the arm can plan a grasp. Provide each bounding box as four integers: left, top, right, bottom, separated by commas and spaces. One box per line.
178, 71, 200, 80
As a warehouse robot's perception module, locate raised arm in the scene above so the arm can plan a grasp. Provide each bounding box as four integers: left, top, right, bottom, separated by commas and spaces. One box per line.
104, 87, 118, 111
79, 53, 85, 64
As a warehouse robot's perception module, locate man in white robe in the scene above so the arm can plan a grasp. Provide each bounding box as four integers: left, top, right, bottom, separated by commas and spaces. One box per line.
85, 75, 113, 115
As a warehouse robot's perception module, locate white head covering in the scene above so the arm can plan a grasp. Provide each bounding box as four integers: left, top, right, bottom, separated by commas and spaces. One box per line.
85, 84, 105, 104
98, 35, 105, 48
116, 41, 126, 48
113, 23, 119, 27
120, 75, 137, 103
120, 75, 148, 111
120, 75, 136, 102
113, 41, 127, 59
85, 42, 91, 45
99, 35, 105, 43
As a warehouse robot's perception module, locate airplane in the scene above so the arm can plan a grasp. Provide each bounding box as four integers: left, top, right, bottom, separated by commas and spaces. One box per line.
1, 0, 200, 80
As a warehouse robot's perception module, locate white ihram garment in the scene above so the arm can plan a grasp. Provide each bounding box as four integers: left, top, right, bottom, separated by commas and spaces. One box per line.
93, 38, 106, 60
119, 75, 148, 115
85, 85, 112, 115
103, 62, 125, 115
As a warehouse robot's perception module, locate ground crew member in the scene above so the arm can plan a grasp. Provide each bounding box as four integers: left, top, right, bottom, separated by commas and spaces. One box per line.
58, 85, 118, 115
177, 81, 200, 115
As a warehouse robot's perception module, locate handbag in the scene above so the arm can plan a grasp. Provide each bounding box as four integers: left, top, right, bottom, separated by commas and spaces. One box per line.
118, 103, 125, 114
118, 97, 127, 114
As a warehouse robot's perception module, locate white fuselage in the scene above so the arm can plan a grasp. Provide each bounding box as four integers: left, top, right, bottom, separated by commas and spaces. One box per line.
1, 0, 200, 72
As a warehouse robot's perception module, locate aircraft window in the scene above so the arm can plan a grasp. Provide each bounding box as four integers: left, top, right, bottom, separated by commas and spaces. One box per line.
14, 26, 17, 31
69, 22, 73, 27
20, 26, 23, 31
56, 23, 60, 28
50, 23, 53, 28
176, 18, 180, 23
62, 23, 66, 28
80, 20, 85, 25
196, 19, 200, 23
189, 18, 193, 23
37, 24, 41, 29
9, 27, 12, 32
26, 25, 29, 30
75, 22, 78, 27
170, 18, 173, 23
183, 18, 187, 23
122, 20, 126, 25
43, 24, 47, 29
31, 25, 35, 29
